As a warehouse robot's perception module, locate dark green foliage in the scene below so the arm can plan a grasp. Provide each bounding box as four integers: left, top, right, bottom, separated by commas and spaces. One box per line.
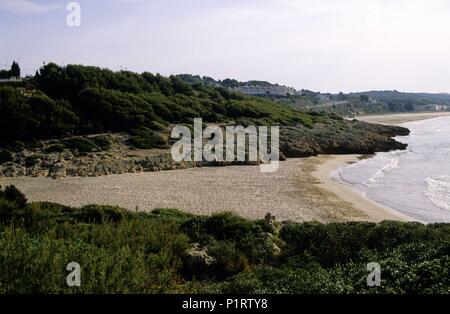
30, 63, 327, 131
127, 127, 167, 149
0, 61, 20, 79
52, 136, 111, 154
0, 186, 448, 293
151, 208, 194, 220
182, 213, 284, 270
0, 86, 79, 143
72, 205, 126, 224
0, 63, 410, 157
148, 120, 167, 131
0, 70, 10, 79
92, 136, 111, 150
0, 185, 27, 207
44, 144, 65, 153
24, 154, 42, 167
62, 138, 98, 153
182, 212, 262, 242
0, 150, 13, 164
7, 141, 25, 152
10, 61, 20, 78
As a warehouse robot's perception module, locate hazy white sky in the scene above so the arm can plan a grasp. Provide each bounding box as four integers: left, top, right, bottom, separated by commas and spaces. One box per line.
1, 0, 450, 93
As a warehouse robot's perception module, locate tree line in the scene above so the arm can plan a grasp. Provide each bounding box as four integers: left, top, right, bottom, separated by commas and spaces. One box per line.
0, 63, 320, 145
0, 61, 20, 79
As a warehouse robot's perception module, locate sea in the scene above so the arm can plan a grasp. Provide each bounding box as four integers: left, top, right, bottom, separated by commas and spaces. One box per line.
334, 116, 450, 223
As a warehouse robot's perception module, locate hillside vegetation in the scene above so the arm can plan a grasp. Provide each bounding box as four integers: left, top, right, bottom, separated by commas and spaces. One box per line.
0, 185, 448, 293
0, 63, 408, 160
275, 91, 450, 116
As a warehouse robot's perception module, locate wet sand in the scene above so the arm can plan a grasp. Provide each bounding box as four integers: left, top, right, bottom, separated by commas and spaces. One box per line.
355, 111, 450, 125
311, 112, 450, 223
311, 155, 418, 222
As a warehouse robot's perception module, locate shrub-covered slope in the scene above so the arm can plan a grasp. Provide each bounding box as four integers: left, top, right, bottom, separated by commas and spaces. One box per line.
0, 186, 448, 294
0, 63, 409, 157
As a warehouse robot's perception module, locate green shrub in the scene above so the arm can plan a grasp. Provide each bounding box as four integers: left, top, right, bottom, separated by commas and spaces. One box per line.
73, 205, 126, 224
63, 138, 98, 153
92, 136, 111, 150
182, 212, 262, 242
0, 185, 449, 294
151, 208, 194, 221
127, 127, 167, 149
208, 240, 250, 278
0, 150, 13, 164
148, 120, 167, 131
0, 185, 27, 207
7, 141, 25, 152
24, 154, 42, 167
0, 185, 28, 223
45, 144, 65, 153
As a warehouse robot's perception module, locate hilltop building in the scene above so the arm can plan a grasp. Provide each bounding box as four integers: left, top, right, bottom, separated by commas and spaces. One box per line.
231, 85, 299, 96
425, 104, 449, 111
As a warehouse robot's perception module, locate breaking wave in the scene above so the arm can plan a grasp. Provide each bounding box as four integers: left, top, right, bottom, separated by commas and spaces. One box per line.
367, 153, 402, 186
426, 175, 450, 211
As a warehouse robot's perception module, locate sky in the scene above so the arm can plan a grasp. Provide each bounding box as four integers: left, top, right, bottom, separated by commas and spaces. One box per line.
1, 0, 450, 93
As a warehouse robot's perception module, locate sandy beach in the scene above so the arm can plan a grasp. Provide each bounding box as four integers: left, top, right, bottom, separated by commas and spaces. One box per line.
0, 158, 370, 223
355, 111, 450, 125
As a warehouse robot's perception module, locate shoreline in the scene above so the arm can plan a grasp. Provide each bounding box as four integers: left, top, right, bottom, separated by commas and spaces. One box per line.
0, 155, 408, 224
355, 111, 450, 125
311, 155, 420, 222
311, 112, 450, 223
1, 111, 446, 224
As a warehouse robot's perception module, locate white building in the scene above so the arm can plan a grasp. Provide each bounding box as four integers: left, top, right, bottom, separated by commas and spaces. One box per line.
231, 85, 298, 96
0, 77, 22, 83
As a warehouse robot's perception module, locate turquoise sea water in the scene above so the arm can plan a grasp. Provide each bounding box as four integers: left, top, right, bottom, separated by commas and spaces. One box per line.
336, 116, 450, 223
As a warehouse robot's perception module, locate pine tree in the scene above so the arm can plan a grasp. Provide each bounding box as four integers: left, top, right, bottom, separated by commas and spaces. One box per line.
10, 61, 21, 78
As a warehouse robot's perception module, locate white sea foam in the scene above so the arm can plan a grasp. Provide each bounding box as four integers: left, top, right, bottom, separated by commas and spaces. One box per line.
367, 154, 400, 185
338, 116, 450, 223
426, 175, 450, 211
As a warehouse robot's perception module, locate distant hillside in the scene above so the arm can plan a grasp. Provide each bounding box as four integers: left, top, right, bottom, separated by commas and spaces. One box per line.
273, 90, 450, 116
353, 90, 450, 108
177, 75, 450, 116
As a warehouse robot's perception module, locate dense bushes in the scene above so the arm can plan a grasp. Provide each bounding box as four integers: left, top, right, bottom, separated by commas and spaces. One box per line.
1, 63, 330, 144
0, 150, 13, 164
127, 127, 167, 149
1, 64, 410, 158
0, 86, 79, 143
1, 186, 448, 294
61, 136, 112, 154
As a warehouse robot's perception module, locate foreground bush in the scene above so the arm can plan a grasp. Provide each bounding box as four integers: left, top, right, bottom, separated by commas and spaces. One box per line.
0, 186, 448, 294
0, 150, 13, 164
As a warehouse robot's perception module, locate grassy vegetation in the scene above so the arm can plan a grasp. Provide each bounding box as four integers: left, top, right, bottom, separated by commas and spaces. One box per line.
0, 185, 448, 294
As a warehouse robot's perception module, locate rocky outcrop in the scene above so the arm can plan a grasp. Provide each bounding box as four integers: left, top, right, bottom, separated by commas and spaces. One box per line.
0, 152, 197, 179
280, 120, 410, 158
184, 243, 216, 272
